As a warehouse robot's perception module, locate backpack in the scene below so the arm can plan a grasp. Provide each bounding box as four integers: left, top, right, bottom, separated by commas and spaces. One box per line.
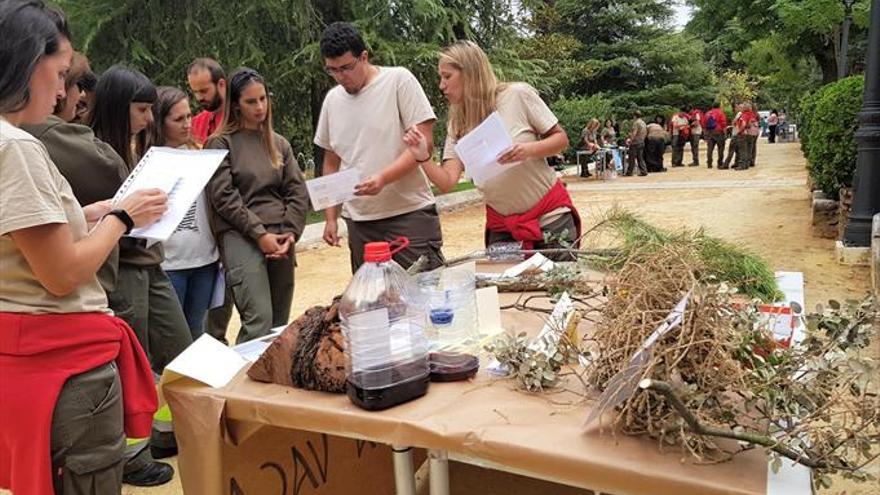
706, 114, 717, 131
678, 115, 691, 140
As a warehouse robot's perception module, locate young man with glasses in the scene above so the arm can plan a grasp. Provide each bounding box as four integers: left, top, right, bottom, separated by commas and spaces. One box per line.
314, 22, 445, 272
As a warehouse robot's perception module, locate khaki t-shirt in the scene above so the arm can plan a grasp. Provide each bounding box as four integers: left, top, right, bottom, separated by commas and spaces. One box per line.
314, 66, 437, 222
0, 118, 108, 314
443, 83, 564, 221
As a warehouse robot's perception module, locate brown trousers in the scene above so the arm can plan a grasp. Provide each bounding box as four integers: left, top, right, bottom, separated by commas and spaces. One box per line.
486, 211, 579, 262
344, 205, 445, 273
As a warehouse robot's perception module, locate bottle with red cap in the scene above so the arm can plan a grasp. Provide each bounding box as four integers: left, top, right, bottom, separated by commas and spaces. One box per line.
338, 237, 430, 410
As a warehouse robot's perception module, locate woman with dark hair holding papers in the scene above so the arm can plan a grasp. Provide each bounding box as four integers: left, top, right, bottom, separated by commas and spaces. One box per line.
405, 40, 581, 256
90, 66, 193, 377
205, 68, 308, 344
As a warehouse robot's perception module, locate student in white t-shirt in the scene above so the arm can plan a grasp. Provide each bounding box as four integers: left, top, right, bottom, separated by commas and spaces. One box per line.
403, 40, 580, 258
314, 22, 444, 272
151, 87, 219, 340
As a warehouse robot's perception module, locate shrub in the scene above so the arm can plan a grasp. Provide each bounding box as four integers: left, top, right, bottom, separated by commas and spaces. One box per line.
551, 94, 612, 158
799, 76, 864, 199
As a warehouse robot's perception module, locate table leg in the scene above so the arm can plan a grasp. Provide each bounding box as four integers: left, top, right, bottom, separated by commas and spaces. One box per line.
429, 449, 450, 495
392, 445, 417, 495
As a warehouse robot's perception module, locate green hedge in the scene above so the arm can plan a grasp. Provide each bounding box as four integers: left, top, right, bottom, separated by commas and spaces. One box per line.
551, 94, 612, 158
799, 76, 864, 199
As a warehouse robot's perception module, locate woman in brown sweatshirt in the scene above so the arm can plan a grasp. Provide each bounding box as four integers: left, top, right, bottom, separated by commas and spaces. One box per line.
206, 68, 308, 344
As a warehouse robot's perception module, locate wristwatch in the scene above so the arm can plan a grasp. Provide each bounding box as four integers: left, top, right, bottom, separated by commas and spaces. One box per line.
104, 209, 134, 235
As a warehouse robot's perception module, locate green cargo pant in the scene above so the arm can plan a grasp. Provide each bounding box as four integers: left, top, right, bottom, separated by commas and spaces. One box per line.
108, 264, 193, 374
671, 135, 685, 166
51, 362, 125, 495
220, 230, 295, 344
737, 135, 755, 170
723, 134, 741, 169
706, 131, 726, 167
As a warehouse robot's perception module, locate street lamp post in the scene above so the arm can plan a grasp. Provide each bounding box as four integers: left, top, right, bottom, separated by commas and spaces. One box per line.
844, 0, 880, 246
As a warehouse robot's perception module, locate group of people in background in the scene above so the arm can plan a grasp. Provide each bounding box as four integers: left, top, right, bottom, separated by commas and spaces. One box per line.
579, 100, 768, 177
1, 2, 583, 494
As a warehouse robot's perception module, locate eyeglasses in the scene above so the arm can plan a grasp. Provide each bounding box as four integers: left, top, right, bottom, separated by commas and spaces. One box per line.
324, 58, 360, 76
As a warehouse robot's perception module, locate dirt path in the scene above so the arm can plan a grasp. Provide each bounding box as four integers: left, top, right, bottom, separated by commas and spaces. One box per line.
289, 140, 869, 314
124, 139, 873, 495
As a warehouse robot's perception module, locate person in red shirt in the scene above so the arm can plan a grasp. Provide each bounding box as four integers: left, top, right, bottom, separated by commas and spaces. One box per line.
186, 58, 226, 144
702, 102, 728, 168
739, 103, 760, 169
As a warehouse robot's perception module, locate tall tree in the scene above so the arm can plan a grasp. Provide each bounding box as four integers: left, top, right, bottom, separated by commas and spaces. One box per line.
687, 0, 871, 85
55, 0, 536, 160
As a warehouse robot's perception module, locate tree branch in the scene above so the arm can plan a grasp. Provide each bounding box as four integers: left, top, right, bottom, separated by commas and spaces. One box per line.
638, 379, 837, 470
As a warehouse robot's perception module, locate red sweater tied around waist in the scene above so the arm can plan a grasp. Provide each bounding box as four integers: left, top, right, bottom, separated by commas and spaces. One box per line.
0, 312, 157, 495
485, 179, 581, 249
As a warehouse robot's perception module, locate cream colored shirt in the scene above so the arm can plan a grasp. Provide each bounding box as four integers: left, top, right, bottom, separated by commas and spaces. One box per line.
443, 83, 565, 222
0, 117, 108, 314
314, 66, 437, 221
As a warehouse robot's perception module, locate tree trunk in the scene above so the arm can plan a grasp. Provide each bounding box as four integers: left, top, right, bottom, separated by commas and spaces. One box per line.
816, 40, 840, 84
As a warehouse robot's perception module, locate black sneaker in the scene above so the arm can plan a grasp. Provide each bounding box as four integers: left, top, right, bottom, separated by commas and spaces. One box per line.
123, 461, 174, 487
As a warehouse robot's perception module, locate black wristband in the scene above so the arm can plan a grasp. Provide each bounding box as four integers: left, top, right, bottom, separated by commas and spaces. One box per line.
105, 209, 134, 235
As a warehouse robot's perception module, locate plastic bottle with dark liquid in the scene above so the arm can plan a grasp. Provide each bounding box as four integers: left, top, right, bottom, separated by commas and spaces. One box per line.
339, 237, 430, 410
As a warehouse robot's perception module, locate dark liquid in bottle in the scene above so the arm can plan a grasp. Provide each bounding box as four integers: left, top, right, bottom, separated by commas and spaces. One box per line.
346, 358, 429, 411
429, 352, 479, 382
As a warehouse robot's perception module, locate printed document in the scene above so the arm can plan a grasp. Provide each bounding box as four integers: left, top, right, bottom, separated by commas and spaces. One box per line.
112, 147, 227, 243
305, 167, 361, 211
453, 112, 520, 186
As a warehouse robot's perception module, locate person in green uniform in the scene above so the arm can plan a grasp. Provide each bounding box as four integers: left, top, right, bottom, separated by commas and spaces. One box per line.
206, 68, 309, 344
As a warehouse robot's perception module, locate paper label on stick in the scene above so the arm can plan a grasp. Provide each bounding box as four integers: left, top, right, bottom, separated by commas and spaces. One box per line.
502, 253, 555, 278
476, 286, 503, 337
583, 290, 691, 428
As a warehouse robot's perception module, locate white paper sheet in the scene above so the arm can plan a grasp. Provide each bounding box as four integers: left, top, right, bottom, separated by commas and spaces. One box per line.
232, 326, 286, 362
476, 286, 503, 337
164, 334, 248, 388
305, 167, 361, 211
113, 147, 227, 243
453, 112, 520, 186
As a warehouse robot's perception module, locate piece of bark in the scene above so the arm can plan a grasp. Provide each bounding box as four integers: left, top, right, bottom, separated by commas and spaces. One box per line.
248, 301, 347, 392
247, 321, 300, 386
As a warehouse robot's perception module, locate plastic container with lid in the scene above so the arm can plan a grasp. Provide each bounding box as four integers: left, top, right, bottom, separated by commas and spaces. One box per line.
417, 269, 480, 381
339, 237, 430, 410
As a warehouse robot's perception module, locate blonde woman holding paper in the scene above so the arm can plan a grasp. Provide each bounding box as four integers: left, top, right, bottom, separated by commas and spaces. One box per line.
404, 40, 581, 257
205, 68, 308, 344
